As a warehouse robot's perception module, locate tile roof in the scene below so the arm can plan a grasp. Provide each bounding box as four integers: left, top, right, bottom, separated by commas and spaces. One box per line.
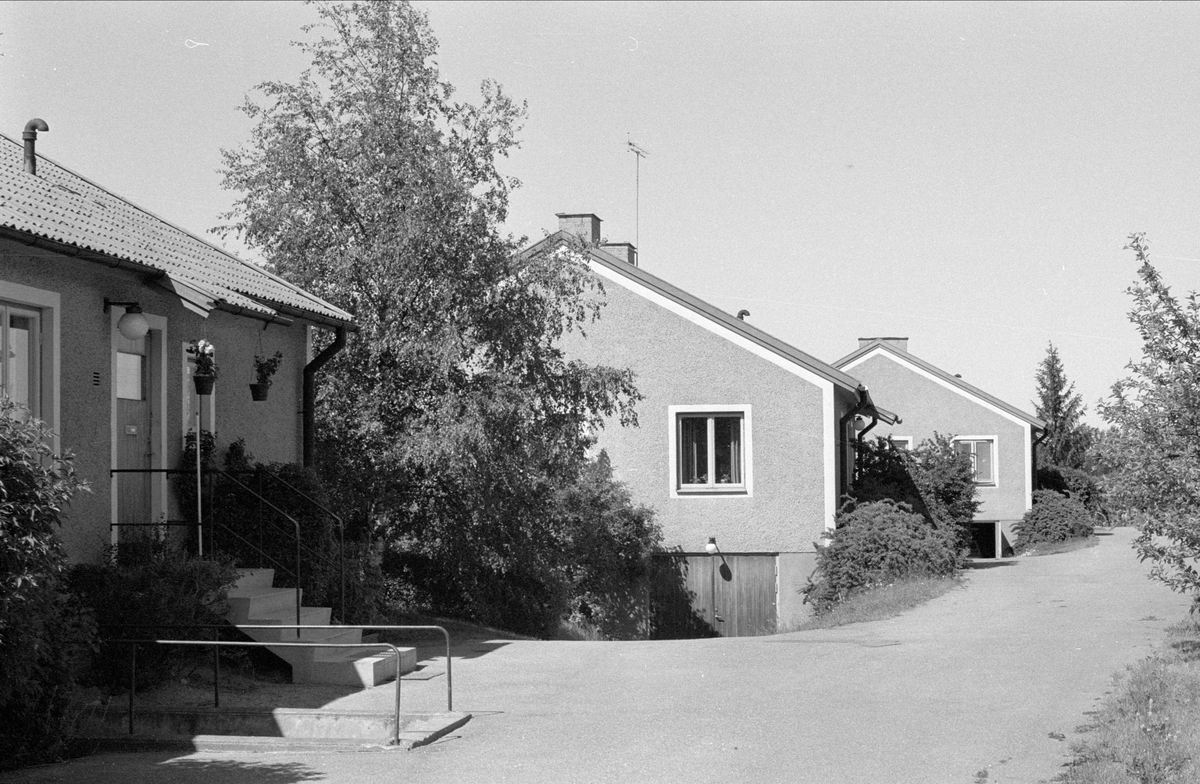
0, 133, 354, 328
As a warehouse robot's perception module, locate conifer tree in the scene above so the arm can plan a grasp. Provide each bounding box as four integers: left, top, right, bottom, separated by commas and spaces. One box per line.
1034, 343, 1089, 468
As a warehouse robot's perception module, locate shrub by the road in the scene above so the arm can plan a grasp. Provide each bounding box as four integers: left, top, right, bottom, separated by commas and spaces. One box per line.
804, 499, 961, 615
1013, 489, 1093, 550
0, 400, 91, 769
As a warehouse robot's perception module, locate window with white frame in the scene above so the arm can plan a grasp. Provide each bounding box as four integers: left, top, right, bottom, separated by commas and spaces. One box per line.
1, 300, 41, 417
954, 438, 996, 485
671, 406, 751, 494
889, 435, 913, 450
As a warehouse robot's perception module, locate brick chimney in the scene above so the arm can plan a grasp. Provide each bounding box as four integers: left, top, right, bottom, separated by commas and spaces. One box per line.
859, 337, 909, 352
556, 213, 601, 245
600, 242, 638, 267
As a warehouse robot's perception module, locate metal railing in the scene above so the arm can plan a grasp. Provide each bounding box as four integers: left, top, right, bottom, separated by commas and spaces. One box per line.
256, 468, 346, 621
103, 623, 453, 746
109, 465, 347, 625
210, 468, 303, 634
113, 639, 407, 745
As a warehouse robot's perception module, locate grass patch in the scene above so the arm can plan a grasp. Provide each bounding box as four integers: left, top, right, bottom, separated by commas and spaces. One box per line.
1019, 536, 1099, 557
789, 575, 960, 631
1057, 619, 1200, 783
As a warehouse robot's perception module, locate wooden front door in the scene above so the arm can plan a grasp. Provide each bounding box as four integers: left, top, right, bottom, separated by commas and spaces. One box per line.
116, 333, 153, 531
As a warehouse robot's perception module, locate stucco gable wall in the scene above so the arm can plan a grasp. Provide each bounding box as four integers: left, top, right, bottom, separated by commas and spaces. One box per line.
2, 239, 309, 562
563, 267, 832, 554
844, 352, 1030, 521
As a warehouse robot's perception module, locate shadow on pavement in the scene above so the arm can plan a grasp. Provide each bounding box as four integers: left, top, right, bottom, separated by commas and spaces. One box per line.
0, 751, 324, 784
159, 757, 323, 782
964, 560, 1020, 570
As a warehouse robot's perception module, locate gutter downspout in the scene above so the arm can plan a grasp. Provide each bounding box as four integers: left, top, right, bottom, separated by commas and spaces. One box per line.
855, 414, 880, 479
838, 385, 872, 499
1031, 427, 1050, 491
302, 326, 348, 467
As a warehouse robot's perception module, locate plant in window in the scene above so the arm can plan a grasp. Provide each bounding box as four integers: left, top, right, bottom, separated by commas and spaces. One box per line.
250, 351, 283, 401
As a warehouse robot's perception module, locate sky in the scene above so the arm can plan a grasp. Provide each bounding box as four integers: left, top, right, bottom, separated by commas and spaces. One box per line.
4, 1, 1200, 425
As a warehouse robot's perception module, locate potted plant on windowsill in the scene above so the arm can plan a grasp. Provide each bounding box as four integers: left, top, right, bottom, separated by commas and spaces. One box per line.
250, 351, 283, 401
188, 339, 218, 395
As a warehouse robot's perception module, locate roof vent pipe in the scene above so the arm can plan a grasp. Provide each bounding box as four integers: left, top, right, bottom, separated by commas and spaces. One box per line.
23, 119, 49, 175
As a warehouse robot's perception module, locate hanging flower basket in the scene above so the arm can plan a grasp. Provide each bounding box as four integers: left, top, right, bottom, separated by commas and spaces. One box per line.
193, 375, 216, 395
250, 351, 283, 403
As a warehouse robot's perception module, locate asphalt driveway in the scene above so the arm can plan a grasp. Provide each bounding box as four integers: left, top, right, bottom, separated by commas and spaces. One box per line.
5, 528, 1191, 784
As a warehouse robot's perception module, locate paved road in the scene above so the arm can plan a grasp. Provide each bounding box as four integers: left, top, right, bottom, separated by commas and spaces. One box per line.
4, 528, 1191, 784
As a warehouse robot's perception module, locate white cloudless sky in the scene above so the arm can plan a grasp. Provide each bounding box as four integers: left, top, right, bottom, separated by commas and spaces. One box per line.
5, 1, 1200, 426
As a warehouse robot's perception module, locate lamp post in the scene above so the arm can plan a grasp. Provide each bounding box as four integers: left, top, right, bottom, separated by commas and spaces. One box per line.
705, 537, 720, 630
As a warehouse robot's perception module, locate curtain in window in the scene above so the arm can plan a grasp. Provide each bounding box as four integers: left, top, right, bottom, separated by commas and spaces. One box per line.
680, 417, 708, 484
714, 416, 742, 484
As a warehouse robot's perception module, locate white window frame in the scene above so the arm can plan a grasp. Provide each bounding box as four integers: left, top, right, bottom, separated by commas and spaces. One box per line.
668, 404, 753, 498
889, 435, 913, 450
953, 435, 998, 487
0, 282, 60, 447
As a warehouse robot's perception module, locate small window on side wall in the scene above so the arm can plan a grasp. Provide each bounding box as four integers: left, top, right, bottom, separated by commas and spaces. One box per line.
954, 438, 995, 485
672, 406, 751, 495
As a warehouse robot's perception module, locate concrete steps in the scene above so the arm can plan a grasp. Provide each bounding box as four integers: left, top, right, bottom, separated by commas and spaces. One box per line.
74, 704, 471, 749
225, 568, 416, 687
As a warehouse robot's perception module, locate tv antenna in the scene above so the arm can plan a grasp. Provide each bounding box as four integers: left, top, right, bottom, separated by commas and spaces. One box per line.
627, 136, 649, 248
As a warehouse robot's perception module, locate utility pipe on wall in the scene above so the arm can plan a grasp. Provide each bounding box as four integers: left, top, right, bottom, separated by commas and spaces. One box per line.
302, 326, 348, 467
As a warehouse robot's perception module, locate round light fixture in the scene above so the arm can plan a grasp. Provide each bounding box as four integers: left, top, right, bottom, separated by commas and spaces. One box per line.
853, 415, 869, 431
705, 537, 718, 555
117, 306, 149, 341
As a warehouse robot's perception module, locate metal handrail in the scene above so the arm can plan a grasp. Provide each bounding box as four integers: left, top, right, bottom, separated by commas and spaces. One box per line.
209, 468, 303, 637
258, 468, 346, 623
110, 466, 347, 622
112, 639, 406, 745
101, 623, 453, 714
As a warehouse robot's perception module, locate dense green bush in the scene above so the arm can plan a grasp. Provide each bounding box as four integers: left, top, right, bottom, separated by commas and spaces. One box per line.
0, 400, 92, 768
1013, 489, 1094, 550
67, 546, 238, 690
1036, 464, 1108, 521
383, 451, 661, 638
851, 435, 980, 554
804, 499, 961, 615
553, 451, 660, 640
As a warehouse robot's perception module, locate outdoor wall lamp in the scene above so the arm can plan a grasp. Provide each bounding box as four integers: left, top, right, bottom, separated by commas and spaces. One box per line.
853, 414, 869, 431
705, 536, 719, 555
104, 299, 150, 341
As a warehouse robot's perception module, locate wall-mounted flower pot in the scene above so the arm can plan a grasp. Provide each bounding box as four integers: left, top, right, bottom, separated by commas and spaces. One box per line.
193, 375, 216, 395
250, 382, 270, 402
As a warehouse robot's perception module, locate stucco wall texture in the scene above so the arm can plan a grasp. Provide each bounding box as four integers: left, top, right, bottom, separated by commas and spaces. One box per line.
565, 268, 831, 556
2, 239, 314, 564
844, 352, 1031, 524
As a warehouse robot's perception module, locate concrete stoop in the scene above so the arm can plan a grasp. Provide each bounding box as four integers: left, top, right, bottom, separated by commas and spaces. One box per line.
225, 568, 416, 687
74, 707, 471, 750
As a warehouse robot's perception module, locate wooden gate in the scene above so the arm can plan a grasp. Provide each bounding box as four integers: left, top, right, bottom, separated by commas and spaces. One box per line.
651, 553, 777, 638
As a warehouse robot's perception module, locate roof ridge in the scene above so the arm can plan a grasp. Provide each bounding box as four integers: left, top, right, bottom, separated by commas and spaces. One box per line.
527, 231, 864, 391
834, 339, 1045, 428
